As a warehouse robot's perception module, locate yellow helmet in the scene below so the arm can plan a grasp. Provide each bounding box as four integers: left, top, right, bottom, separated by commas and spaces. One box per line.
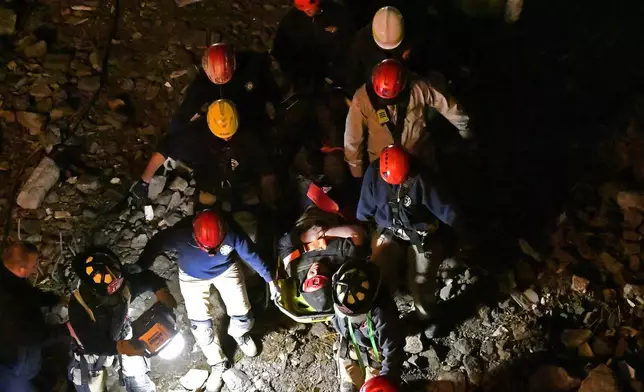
207, 99, 238, 139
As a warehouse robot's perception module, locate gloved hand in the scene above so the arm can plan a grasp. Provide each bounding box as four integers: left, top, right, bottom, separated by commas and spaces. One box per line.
116, 339, 147, 357
130, 180, 149, 208
268, 280, 281, 301
155, 287, 178, 309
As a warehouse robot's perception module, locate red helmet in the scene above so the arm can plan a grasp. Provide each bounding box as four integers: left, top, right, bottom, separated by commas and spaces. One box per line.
202, 43, 236, 85
303, 262, 330, 293
360, 376, 397, 392
193, 211, 225, 253
371, 59, 406, 100
379, 145, 409, 185
294, 0, 321, 13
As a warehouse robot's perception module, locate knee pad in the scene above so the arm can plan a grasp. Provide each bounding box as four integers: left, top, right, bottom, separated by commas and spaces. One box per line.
228, 312, 254, 338
190, 319, 215, 346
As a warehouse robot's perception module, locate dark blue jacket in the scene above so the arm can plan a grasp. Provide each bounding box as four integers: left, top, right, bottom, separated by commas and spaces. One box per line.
357, 160, 459, 232
137, 216, 272, 282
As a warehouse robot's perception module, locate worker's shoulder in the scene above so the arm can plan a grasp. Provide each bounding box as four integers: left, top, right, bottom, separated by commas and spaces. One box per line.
236, 50, 271, 70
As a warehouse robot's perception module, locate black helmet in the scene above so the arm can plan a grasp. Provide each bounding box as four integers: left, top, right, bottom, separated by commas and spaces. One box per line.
72, 248, 125, 296
332, 260, 381, 315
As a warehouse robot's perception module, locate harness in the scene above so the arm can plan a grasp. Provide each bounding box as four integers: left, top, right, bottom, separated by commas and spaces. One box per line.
366, 81, 411, 146
67, 288, 131, 389
385, 177, 425, 249
343, 312, 380, 374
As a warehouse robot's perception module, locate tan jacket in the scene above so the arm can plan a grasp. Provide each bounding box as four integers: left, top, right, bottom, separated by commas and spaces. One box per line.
344, 79, 470, 177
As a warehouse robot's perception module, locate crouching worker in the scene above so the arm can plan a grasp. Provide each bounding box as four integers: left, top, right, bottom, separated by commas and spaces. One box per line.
67, 248, 177, 392
331, 260, 403, 392
277, 185, 367, 312
357, 145, 465, 332
137, 210, 280, 392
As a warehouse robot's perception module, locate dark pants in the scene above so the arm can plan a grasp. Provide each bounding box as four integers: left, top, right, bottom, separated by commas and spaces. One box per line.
0, 347, 41, 392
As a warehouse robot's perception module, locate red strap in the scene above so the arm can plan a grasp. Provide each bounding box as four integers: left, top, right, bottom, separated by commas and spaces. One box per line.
66, 321, 84, 348
320, 145, 344, 154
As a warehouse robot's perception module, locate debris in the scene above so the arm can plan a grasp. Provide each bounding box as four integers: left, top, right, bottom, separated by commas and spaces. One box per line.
519, 238, 541, 261
453, 338, 472, 355
17, 157, 60, 209
54, 211, 71, 219
440, 283, 453, 301
30, 84, 52, 99
78, 76, 101, 92
578, 364, 618, 392
222, 367, 253, 392
110, 177, 121, 184
169, 177, 189, 192
23, 40, 47, 58
561, 329, 592, 348
617, 191, 644, 212
524, 288, 539, 303
75, 175, 101, 194
528, 366, 581, 392
623, 284, 644, 307
403, 333, 423, 354
144, 205, 154, 221
0, 8, 17, 35
309, 323, 330, 339
17, 112, 46, 135
463, 355, 483, 385
572, 275, 590, 293
179, 369, 208, 390
420, 346, 441, 370
148, 176, 167, 200
108, 99, 125, 111
131, 234, 148, 249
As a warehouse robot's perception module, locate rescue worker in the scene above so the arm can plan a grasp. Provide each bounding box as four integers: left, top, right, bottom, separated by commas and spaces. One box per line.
131, 43, 281, 205
136, 210, 280, 392
131, 99, 278, 211
273, 0, 356, 91
331, 260, 403, 392
277, 184, 367, 311
357, 145, 463, 327
0, 242, 67, 392
67, 248, 177, 392
346, 6, 429, 92
345, 59, 469, 178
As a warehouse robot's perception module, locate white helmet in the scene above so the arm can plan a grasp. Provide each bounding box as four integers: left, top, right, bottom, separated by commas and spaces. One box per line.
371, 6, 404, 50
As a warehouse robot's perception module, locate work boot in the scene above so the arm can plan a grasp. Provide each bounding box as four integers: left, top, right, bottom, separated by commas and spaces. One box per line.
205, 361, 230, 392
233, 333, 258, 357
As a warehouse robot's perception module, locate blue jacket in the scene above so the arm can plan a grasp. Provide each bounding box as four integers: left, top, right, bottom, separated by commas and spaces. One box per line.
357, 160, 459, 232
137, 215, 273, 282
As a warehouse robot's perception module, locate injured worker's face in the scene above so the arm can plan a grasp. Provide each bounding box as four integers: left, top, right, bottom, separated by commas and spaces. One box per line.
303, 262, 329, 293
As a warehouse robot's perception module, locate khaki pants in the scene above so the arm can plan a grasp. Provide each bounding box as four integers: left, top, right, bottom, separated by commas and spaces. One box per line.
70, 353, 154, 392
335, 340, 380, 390
371, 229, 443, 319
179, 262, 253, 365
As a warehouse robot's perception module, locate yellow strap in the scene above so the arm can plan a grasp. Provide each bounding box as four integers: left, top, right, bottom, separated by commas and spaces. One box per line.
73, 290, 96, 323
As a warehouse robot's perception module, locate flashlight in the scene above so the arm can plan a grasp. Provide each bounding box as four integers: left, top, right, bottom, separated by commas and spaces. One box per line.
132, 302, 185, 360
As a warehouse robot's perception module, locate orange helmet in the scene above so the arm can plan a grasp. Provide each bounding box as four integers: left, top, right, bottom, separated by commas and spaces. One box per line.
202, 43, 236, 85
295, 0, 321, 14
371, 59, 406, 100
193, 210, 226, 253
360, 376, 398, 392
379, 145, 409, 185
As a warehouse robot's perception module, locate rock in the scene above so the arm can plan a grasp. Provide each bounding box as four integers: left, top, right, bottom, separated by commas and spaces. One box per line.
437, 371, 467, 392
128, 211, 145, 224
618, 191, 644, 212
78, 76, 101, 92
524, 288, 539, 303
179, 369, 208, 390
463, 355, 483, 385
420, 346, 441, 370
623, 284, 644, 307
578, 364, 618, 392
167, 191, 182, 211
131, 234, 148, 249
20, 220, 42, 235
624, 208, 643, 229
528, 366, 581, 392
480, 340, 494, 356
0, 8, 16, 35
222, 367, 253, 392
54, 210, 71, 219
145, 84, 160, 100
561, 329, 592, 348
309, 323, 330, 339
75, 175, 101, 194
283, 336, 297, 353
148, 176, 167, 200
17, 112, 46, 135
43, 54, 72, 72
453, 338, 472, 355
403, 333, 423, 354
591, 337, 613, 356
440, 284, 453, 301
169, 177, 189, 192
162, 212, 182, 226
578, 342, 594, 357
23, 40, 47, 58
572, 275, 590, 293
17, 157, 60, 209
30, 84, 52, 99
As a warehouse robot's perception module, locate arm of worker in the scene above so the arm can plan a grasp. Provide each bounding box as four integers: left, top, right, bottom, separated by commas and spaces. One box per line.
418, 172, 465, 234
420, 80, 470, 139
301, 225, 367, 247
168, 72, 212, 136
344, 91, 368, 178
356, 164, 378, 222
136, 218, 190, 270
372, 294, 404, 382
0, 297, 52, 349
230, 229, 273, 283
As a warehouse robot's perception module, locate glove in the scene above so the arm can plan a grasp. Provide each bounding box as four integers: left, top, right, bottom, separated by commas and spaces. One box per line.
155, 287, 178, 309
268, 280, 281, 301
130, 180, 149, 208
116, 339, 147, 357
